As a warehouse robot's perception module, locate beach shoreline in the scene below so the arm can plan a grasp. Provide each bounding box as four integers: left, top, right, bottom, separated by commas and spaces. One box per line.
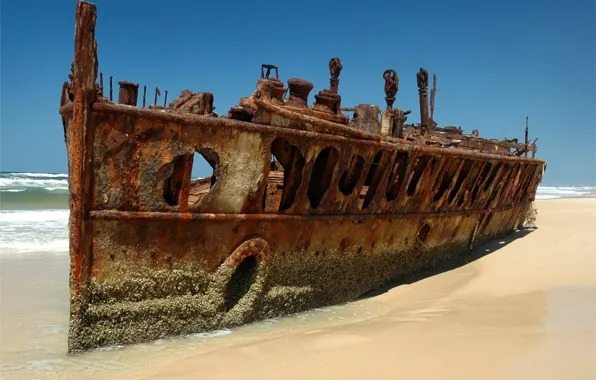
1, 198, 595, 379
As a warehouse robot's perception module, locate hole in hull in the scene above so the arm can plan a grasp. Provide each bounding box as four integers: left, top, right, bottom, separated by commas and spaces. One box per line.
432, 159, 460, 203
339, 155, 365, 195
308, 147, 339, 208
406, 156, 430, 197
361, 151, 385, 210
448, 160, 473, 206
269, 138, 305, 211
188, 149, 219, 206
470, 162, 493, 206
224, 255, 258, 311
163, 154, 191, 206
386, 151, 409, 202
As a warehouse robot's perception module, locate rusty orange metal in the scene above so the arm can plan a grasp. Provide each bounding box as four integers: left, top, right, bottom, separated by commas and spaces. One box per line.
60, 1, 544, 352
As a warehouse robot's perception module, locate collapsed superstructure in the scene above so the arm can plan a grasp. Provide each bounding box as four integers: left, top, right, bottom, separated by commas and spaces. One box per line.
60, 2, 544, 351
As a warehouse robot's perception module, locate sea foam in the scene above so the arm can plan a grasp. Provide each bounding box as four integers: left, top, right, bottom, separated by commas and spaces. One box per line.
535, 186, 596, 200
0, 172, 69, 193
0, 210, 69, 256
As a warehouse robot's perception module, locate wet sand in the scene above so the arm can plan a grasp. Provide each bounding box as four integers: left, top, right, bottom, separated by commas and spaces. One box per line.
1, 198, 595, 379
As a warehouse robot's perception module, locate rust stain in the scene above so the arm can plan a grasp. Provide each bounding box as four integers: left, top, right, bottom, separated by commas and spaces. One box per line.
60, 1, 545, 352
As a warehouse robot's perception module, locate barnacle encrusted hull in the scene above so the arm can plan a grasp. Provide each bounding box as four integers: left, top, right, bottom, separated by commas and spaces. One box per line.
69, 203, 530, 350
61, 2, 544, 351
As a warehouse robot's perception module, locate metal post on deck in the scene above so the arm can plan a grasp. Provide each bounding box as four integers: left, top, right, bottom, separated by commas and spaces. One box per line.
525, 116, 529, 158
430, 74, 437, 123
417, 68, 430, 133
154, 87, 160, 106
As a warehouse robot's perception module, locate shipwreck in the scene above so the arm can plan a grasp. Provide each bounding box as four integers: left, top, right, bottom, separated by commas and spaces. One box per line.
60, 2, 545, 352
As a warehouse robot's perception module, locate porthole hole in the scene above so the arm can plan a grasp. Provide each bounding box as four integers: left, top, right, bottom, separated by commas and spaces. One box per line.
360, 151, 385, 210
267, 138, 305, 212
339, 155, 365, 195
308, 147, 339, 208
188, 149, 219, 206
162, 154, 191, 206
406, 156, 429, 197
224, 255, 259, 312
386, 151, 409, 202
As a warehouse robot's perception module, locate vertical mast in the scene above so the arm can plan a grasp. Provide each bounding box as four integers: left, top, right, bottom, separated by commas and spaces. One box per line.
67, 1, 98, 352
525, 116, 529, 157
430, 74, 437, 123
69, 0, 97, 292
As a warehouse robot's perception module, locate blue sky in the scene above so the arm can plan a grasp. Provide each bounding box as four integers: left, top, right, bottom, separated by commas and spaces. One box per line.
1, 0, 594, 185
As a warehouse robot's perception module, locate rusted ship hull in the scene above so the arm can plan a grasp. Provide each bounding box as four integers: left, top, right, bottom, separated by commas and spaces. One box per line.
61, 2, 544, 351
72, 205, 531, 349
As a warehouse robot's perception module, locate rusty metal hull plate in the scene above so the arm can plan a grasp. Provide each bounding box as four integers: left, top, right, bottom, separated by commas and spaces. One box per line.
68, 204, 529, 350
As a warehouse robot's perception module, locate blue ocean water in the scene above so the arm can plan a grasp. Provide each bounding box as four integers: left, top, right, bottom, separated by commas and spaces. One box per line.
0, 172, 68, 257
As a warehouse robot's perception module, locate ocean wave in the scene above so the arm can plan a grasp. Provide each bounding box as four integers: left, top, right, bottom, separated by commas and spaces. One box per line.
535, 186, 596, 200
44, 186, 69, 192
0, 209, 69, 256
1, 172, 67, 183
6, 172, 68, 178
1, 171, 69, 209
0, 177, 69, 191
1, 209, 69, 223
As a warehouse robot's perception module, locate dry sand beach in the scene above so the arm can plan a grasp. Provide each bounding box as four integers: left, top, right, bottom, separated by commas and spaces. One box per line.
1, 198, 595, 379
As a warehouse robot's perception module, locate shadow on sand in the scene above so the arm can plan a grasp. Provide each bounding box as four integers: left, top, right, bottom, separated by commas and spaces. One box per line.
361, 227, 537, 299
